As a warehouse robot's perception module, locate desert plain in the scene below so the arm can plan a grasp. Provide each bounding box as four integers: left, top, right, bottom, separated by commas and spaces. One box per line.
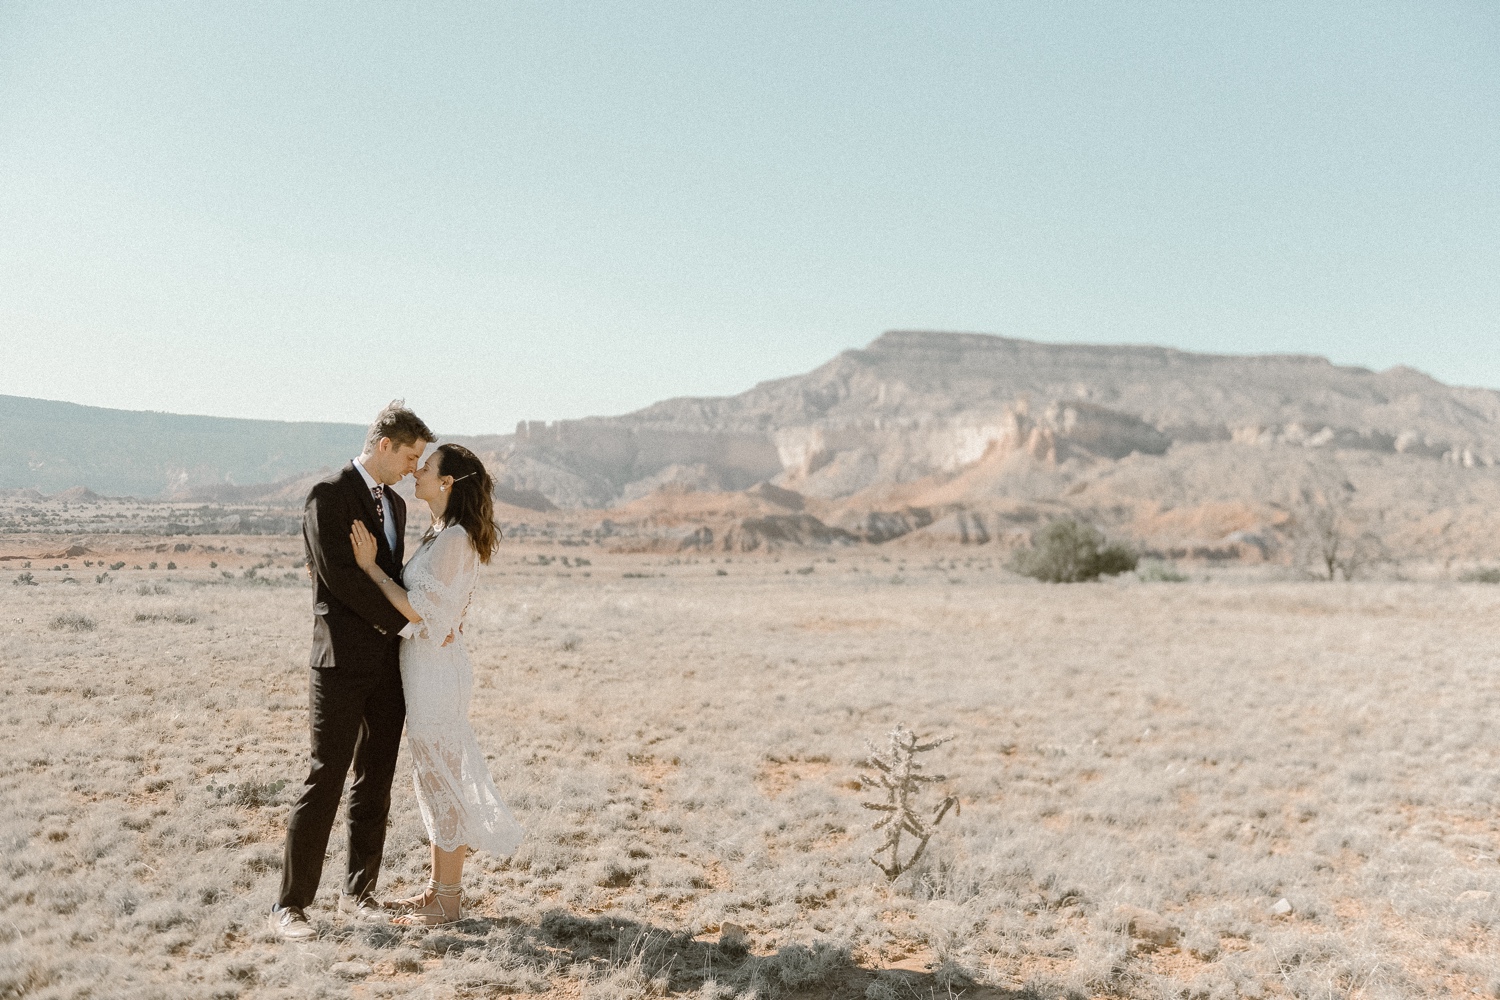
4, 515, 1500, 1000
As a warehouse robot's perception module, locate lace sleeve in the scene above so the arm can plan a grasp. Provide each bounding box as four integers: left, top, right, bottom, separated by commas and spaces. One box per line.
405, 527, 477, 641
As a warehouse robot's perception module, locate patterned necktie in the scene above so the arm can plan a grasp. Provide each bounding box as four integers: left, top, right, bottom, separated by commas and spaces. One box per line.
370, 484, 385, 530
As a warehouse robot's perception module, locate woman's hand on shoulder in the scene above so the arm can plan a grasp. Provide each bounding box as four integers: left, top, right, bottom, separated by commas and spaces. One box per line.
350, 520, 379, 572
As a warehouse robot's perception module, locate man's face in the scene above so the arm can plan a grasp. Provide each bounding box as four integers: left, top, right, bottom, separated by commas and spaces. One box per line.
373, 437, 428, 484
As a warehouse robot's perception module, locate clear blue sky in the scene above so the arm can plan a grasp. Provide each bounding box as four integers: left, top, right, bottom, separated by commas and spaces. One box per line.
1, 3, 1496, 435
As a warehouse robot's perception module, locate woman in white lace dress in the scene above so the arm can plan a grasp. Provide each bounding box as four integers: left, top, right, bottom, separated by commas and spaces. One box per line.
350, 443, 523, 926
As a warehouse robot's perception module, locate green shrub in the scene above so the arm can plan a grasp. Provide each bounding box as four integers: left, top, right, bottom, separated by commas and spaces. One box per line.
1010, 519, 1138, 583
1459, 567, 1500, 584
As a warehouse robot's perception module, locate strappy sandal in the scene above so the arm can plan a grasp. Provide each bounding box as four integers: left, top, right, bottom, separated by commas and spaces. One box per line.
390, 879, 462, 927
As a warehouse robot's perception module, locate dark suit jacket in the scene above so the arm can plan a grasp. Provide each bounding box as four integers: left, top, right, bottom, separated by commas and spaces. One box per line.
302, 463, 411, 670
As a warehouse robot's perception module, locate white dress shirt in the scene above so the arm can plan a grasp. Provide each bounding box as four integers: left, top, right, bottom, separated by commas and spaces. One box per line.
353, 456, 417, 640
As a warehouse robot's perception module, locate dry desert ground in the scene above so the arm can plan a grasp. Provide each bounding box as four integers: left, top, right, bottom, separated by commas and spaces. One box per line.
4, 541, 1500, 999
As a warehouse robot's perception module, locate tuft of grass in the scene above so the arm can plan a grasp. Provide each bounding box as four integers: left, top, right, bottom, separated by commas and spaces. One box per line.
209, 778, 287, 808
134, 610, 199, 625
49, 612, 97, 632
1138, 560, 1190, 583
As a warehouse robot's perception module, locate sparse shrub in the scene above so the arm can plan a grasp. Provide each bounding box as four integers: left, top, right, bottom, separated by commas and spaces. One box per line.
210, 778, 287, 807
13, 572, 36, 587
1138, 560, 1189, 583
768, 942, 849, 989
109, 561, 125, 571
225, 962, 258, 984
862, 724, 959, 880
1460, 568, 1500, 584
95, 572, 111, 584
1010, 519, 1138, 583
148, 562, 157, 570
49, 612, 97, 632
135, 610, 199, 625
166, 561, 176, 570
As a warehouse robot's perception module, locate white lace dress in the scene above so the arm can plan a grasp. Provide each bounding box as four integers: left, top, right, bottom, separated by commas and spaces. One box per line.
400, 524, 524, 856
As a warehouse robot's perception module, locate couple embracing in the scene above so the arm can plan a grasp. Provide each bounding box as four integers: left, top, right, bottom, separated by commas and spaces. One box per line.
269, 401, 523, 941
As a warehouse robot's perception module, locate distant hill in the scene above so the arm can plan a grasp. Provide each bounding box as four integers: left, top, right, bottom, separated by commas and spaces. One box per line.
10, 333, 1500, 562
0, 395, 365, 498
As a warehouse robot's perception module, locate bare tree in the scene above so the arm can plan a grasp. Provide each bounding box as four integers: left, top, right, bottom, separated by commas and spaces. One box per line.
861, 724, 958, 880
1289, 461, 1385, 581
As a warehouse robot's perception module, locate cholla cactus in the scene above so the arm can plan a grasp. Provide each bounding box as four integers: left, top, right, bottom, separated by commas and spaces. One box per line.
862, 724, 959, 880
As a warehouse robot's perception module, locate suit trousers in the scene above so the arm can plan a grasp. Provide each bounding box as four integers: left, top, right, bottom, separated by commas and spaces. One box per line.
278, 648, 406, 909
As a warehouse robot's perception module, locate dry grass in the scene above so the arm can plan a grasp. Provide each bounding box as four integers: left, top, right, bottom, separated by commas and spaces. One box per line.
4, 544, 1500, 998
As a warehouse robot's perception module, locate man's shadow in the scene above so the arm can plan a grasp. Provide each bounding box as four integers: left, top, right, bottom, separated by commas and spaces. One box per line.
344, 908, 1025, 998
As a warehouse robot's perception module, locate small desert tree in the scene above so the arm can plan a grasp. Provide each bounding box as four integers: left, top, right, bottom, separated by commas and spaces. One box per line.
862, 724, 958, 880
1010, 519, 1137, 583
1289, 463, 1384, 581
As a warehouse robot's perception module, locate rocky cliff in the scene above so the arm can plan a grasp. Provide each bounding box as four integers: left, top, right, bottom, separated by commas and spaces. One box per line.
483, 331, 1500, 509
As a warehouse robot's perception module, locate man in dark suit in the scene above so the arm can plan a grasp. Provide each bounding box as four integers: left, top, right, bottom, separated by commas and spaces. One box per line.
270, 400, 434, 941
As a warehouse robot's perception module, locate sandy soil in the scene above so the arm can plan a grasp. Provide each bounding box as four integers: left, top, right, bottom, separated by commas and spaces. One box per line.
4, 541, 1500, 999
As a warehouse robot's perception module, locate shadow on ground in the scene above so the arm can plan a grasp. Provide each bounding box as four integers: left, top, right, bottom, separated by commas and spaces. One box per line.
325, 908, 1027, 998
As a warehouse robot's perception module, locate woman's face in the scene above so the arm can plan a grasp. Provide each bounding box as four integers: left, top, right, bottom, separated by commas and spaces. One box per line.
413, 450, 445, 504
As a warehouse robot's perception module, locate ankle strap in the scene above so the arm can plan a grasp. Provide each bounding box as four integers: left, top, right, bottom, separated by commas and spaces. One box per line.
427, 878, 461, 897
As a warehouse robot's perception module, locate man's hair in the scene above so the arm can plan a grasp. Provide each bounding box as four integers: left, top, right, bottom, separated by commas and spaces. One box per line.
364, 399, 435, 454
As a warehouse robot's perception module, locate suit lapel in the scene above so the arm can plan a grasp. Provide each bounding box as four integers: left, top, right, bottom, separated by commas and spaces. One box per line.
343, 464, 393, 561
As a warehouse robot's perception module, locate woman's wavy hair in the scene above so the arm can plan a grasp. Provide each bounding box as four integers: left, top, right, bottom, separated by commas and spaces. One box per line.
432, 443, 500, 563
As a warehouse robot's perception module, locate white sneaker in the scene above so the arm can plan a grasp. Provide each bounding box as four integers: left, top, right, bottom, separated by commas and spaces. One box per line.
268, 905, 316, 941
